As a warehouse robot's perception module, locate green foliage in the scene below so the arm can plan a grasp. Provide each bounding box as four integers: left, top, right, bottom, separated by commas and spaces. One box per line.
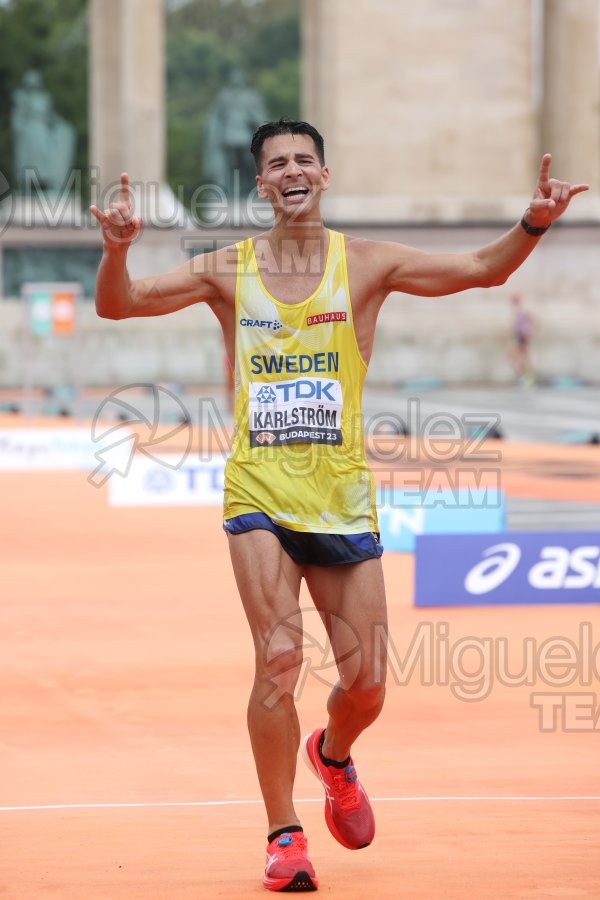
165, 28, 234, 204
0, 0, 88, 195
0, 0, 300, 207
256, 59, 300, 122
166, 0, 300, 204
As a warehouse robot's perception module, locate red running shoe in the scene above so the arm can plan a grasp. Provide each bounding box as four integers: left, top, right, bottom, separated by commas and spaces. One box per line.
262, 831, 318, 892
301, 728, 375, 850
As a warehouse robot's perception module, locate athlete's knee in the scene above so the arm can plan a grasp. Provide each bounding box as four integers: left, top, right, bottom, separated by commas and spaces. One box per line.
254, 627, 304, 698
345, 676, 386, 714
342, 636, 387, 709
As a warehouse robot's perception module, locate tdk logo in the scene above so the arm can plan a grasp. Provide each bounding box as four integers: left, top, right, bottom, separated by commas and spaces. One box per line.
256, 386, 277, 404
240, 318, 283, 332
275, 379, 338, 403
253, 379, 339, 404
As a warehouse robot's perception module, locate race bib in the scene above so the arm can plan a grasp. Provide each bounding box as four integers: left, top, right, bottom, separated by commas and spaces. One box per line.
248, 378, 343, 447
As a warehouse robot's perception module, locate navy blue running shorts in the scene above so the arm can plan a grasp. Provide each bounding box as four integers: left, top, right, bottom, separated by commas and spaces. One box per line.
223, 512, 384, 567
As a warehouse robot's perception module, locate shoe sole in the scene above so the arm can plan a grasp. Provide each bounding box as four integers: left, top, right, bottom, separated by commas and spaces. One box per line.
300, 732, 371, 851
263, 870, 318, 892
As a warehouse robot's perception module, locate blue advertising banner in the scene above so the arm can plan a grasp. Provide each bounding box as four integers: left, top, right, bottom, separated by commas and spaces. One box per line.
377, 488, 505, 552
414, 531, 600, 606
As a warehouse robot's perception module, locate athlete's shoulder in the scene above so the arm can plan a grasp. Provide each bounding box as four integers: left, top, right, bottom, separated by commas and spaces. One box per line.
340, 234, 394, 274
339, 234, 421, 308
343, 233, 420, 274
341, 234, 376, 252
201, 240, 245, 275
185, 240, 240, 304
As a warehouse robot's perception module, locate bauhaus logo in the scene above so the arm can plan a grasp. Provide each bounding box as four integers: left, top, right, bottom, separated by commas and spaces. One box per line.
306, 312, 347, 326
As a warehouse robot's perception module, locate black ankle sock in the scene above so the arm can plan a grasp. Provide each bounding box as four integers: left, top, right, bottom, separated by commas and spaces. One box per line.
318, 729, 350, 769
268, 824, 303, 844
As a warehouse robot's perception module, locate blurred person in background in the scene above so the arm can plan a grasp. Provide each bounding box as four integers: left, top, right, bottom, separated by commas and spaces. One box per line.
509, 292, 536, 387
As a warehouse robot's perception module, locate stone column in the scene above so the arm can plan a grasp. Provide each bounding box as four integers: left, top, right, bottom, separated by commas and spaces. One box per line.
302, 0, 542, 223
542, 0, 600, 194
89, 0, 187, 225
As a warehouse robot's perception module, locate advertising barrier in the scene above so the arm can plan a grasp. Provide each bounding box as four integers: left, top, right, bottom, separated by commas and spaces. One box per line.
414, 531, 600, 606
0, 427, 128, 472
108, 453, 226, 506
377, 487, 505, 552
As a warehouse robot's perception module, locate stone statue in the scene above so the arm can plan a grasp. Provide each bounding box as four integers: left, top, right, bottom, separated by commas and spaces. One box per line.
204, 68, 267, 197
11, 70, 76, 194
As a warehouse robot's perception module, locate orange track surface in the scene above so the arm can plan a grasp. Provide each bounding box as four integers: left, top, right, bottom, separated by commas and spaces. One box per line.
1, 416, 599, 897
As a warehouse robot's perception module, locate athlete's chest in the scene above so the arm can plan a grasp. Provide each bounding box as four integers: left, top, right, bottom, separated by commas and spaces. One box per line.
254, 269, 327, 305
252, 234, 331, 304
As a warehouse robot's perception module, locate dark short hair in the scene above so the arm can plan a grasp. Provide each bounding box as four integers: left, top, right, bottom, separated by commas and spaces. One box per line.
250, 118, 326, 172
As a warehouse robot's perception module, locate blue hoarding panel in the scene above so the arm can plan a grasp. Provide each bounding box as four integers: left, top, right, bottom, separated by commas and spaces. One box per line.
377, 488, 505, 552
414, 531, 600, 606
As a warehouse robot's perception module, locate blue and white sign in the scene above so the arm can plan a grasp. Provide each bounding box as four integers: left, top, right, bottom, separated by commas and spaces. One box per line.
108, 453, 226, 506
0, 428, 130, 472
414, 531, 600, 606
377, 487, 505, 552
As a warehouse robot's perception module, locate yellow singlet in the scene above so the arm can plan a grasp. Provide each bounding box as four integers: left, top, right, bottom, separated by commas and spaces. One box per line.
223, 229, 378, 535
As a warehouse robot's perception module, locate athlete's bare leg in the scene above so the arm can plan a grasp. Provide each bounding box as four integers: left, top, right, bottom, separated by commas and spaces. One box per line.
227, 528, 305, 834
303, 558, 388, 761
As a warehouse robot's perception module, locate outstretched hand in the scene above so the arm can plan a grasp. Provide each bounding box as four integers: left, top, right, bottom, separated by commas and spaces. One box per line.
89, 173, 143, 247
526, 154, 589, 227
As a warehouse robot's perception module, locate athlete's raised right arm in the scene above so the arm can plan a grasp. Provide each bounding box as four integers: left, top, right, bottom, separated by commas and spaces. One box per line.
90, 173, 227, 318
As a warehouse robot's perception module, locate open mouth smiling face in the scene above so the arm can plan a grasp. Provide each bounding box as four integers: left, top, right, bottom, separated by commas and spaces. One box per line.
281, 186, 311, 204
257, 133, 330, 213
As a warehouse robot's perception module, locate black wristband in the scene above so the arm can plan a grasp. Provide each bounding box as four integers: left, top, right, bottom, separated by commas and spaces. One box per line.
520, 216, 550, 237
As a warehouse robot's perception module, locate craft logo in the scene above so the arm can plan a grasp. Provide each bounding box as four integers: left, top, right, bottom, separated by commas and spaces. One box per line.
306, 312, 347, 327
239, 318, 283, 332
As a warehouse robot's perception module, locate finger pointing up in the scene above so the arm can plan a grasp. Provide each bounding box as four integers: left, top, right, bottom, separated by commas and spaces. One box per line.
120, 172, 130, 205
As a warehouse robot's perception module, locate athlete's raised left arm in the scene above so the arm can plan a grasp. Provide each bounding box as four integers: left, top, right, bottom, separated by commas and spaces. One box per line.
371, 154, 589, 299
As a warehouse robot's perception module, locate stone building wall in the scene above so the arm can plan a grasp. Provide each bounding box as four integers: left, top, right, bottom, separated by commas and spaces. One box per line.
302, 0, 600, 223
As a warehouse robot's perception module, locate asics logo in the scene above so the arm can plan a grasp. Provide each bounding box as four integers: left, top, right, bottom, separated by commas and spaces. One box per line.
465, 542, 521, 594
465, 541, 600, 594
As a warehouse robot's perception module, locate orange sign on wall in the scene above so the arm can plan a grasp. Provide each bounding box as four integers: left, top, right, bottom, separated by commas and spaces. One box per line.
51, 291, 76, 336
24, 282, 80, 339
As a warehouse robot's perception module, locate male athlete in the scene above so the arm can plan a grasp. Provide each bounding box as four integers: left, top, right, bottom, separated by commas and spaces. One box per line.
91, 119, 588, 892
